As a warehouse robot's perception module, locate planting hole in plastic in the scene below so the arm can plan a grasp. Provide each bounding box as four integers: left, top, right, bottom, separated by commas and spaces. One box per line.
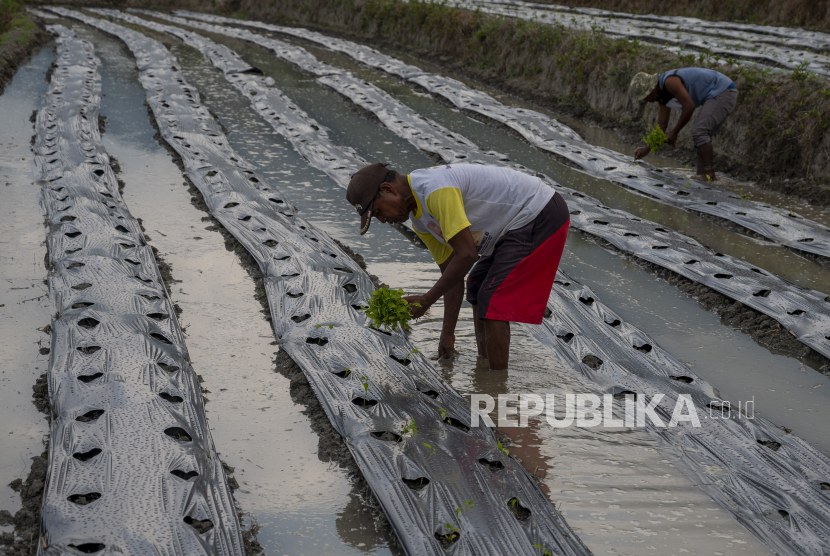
76, 346, 101, 355
444, 416, 470, 433
434, 530, 460, 549
286, 291, 303, 298
633, 343, 653, 354
68, 492, 101, 505
390, 354, 411, 366
77, 317, 100, 329
184, 516, 214, 534
67, 261, 84, 268
343, 283, 357, 293
65, 231, 82, 238
157, 362, 179, 372
714, 273, 733, 279
507, 498, 531, 521
146, 313, 169, 321
758, 439, 782, 451
305, 337, 328, 346
544, 308, 552, 318
72, 283, 93, 291
614, 390, 637, 401
419, 389, 439, 399
262, 239, 278, 247
478, 458, 505, 472
402, 477, 430, 491
371, 431, 403, 442
291, 313, 311, 323
670, 376, 694, 384
76, 409, 104, 423
582, 354, 603, 369
753, 289, 771, 297
114, 225, 129, 233
170, 469, 199, 481
606, 319, 621, 327
72, 448, 102, 462
820, 482, 830, 490
77, 373, 103, 383
159, 392, 184, 403
352, 397, 378, 409
578, 296, 594, 306
149, 333, 173, 345
788, 309, 805, 316
164, 427, 192, 442
556, 332, 574, 343
71, 302, 94, 309
68, 543, 105, 553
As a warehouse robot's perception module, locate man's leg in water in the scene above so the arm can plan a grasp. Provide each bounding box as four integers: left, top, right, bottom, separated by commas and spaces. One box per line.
484, 319, 511, 370
471, 303, 487, 358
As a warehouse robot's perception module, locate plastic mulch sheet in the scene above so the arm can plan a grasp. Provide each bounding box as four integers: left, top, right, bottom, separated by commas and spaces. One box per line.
48, 8, 593, 556
94, 11, 830, 554
34, 24, 243, 555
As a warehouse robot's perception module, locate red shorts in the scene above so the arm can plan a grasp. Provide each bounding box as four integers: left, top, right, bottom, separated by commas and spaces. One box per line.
466, 193, 569, 324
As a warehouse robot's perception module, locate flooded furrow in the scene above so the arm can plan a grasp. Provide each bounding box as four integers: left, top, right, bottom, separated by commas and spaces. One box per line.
50, 9, 591, 556
33, 25, 243, 554
168, 10, 830, 265
0, 42, 53, 548
94, 9, 830, 556
69, 21, 404, 555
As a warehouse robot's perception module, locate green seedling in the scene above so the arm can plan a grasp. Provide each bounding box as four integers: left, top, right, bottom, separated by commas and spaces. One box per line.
365, 287, 419, 331
498, 440, 509, 459
360, 375, 369, 407
438, 408, 448, 420
684, 181, 690, 188
315, 324, 334, 330
532, 545, 553, 556
443, 499, 475, 537
642, 124, 668, 153
401, 418, 417, 441
739, 187, 751, 200
342, 368, 351, 378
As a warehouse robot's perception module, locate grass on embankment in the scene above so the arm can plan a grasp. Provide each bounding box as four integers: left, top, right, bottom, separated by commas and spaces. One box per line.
211, 0, 830, 202
0, 0, 48, 95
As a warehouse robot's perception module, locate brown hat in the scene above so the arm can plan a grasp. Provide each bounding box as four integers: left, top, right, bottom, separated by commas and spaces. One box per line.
346, 162, 389, 235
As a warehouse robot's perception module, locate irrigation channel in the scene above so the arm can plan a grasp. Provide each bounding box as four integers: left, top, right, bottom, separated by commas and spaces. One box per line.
0, 4, 828, 556
440, 0, 830, 78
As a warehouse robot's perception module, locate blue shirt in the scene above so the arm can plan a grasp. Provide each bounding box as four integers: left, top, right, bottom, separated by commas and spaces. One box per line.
658, 68, 736, 107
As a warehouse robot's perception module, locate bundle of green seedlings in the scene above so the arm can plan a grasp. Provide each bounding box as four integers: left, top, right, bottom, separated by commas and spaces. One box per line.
365, 287, 419, 331
643, 124, 668, 153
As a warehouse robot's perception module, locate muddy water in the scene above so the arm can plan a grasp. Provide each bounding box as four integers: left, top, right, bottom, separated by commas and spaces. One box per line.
70, 23, 402, 555
297, 43, 830, 292
0, 46, 53, 525
142, 27, 795, 554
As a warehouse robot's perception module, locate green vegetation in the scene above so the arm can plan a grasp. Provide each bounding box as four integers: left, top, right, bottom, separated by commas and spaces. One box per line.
0, 0, 35, 47
642, 124, 667, 152
365, 287, 418, 331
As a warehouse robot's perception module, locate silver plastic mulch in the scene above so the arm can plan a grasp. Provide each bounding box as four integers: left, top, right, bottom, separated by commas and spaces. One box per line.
34, 24, 244, 555
47, 8, 593, 556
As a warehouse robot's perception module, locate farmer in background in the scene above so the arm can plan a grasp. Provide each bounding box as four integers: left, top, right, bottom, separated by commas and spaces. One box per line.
629, 68, 737, 181
346, 163, 569, 371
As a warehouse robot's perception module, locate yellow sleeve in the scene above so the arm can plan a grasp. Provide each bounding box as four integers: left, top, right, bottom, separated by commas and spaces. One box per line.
425, 188, 471, 243
414, 229, 454, 265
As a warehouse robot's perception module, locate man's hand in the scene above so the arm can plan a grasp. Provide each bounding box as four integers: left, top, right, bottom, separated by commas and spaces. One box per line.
438, 332, 457, 359
666, 129, 678, 146
634, 146, 651, 160
403, 294, 431, 319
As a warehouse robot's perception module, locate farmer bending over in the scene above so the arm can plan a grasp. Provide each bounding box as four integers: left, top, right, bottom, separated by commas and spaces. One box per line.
346, 163, 569, 371
630, 67, 737, 181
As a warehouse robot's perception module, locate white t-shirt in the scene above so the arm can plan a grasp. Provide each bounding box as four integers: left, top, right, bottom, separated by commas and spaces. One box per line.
408, 164, 554, 260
